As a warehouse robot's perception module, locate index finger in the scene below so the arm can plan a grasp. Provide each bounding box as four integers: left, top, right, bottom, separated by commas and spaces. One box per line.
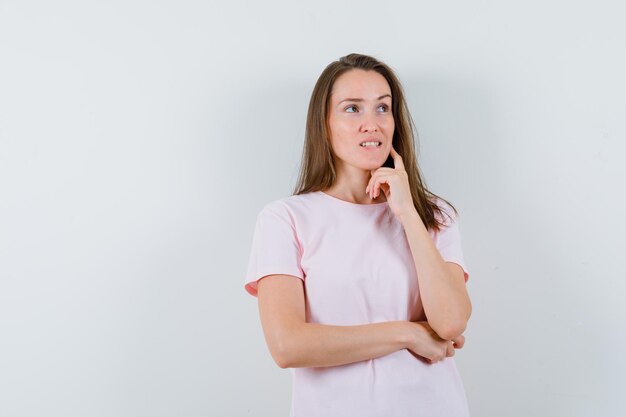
389, 145, 405, 170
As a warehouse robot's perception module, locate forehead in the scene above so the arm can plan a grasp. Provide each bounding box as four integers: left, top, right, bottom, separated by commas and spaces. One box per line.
330, 69, 391, 101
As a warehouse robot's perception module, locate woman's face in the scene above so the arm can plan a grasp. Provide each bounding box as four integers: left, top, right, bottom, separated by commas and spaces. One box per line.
327, 69, 395, 174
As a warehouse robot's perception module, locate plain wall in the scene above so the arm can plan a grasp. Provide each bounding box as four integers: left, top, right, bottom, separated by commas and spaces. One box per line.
1, 1, 624, 416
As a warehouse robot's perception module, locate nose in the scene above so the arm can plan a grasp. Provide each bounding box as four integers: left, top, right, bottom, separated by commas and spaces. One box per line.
360, 111, 379, 132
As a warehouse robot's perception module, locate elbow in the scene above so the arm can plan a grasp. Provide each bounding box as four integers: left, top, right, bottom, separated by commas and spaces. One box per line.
271, 334, 301, 369
271, 340, 292, 369
276, 348, 293, 369
275, 356, 290, 369
435, 303, 472, 340
266, 323, 306, 369
433, 320, 468, 341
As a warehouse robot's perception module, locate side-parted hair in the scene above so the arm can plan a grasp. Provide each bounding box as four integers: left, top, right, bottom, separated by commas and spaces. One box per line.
292, 53, 458, 233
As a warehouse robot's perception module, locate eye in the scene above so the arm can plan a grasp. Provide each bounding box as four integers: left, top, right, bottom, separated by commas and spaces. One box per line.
378, 104, 390, 112
345, 105, 358, 113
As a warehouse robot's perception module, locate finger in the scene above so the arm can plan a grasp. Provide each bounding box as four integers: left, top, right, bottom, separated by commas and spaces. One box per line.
366, 169, 384, 196
379, 182, 390, 198
366, 171, 378, 196
452, 335, 465, 349
389, 145, 405, 171
372, 174, 393, 198
446, 342, 455, 357
408, 351, 430, 364
367, 173, 381, 199
370, 167, 395, 174
439, 346, 448, 362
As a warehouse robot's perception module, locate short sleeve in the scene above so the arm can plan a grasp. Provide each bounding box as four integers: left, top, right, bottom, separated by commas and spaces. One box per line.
243, 202, 305, 298
432, 202, 470, 283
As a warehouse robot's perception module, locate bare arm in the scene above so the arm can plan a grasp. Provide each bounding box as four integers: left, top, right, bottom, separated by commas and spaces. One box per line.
398, 209, 472, 340
257, 274, 409, 368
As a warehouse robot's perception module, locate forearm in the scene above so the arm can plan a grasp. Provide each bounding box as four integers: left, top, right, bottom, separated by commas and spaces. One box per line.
281, 320, 409, 368
399, 209, 471, 339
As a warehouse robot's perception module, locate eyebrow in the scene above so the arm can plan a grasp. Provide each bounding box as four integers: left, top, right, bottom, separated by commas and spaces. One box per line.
337, 94, 392, 105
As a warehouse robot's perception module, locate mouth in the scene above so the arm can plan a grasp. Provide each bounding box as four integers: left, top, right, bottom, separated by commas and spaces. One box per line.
359, 141, 382, 148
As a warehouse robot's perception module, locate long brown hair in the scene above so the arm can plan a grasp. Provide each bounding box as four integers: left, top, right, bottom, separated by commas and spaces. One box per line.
292, 53, 458, 232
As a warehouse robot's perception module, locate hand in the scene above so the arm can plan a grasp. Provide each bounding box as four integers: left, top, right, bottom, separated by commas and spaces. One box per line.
365, 145, 414, 219
405, 321, 465, 364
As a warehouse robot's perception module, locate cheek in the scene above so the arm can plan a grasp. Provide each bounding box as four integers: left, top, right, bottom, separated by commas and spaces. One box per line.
330, 122, 355, 145
335, 117, 355, 131
384, 119, 395, 137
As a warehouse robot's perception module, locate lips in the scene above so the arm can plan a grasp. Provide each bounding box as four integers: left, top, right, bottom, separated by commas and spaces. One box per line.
359, 139, 383, 146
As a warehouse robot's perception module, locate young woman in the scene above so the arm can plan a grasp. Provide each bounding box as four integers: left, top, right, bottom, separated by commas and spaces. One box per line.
244, 53, 473, 417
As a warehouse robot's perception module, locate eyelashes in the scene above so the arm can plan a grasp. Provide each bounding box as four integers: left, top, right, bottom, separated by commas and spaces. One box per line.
345, 104, 390, 113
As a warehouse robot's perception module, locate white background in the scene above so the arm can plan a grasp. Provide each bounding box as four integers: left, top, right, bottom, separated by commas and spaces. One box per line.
1, 1, 624, 416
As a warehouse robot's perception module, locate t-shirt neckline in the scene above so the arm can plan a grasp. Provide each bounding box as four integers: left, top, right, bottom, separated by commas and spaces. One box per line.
316, 191, 389, 207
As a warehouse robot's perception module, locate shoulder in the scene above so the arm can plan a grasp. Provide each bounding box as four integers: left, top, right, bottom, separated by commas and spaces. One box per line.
257, 192, 318, 221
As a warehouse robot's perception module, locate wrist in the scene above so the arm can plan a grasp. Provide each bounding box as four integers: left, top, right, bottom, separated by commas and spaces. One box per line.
398, 206, 419, 226
396, 321, 416, 349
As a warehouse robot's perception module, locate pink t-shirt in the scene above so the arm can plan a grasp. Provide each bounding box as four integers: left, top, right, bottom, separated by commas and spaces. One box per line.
244, 190, 471, 417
